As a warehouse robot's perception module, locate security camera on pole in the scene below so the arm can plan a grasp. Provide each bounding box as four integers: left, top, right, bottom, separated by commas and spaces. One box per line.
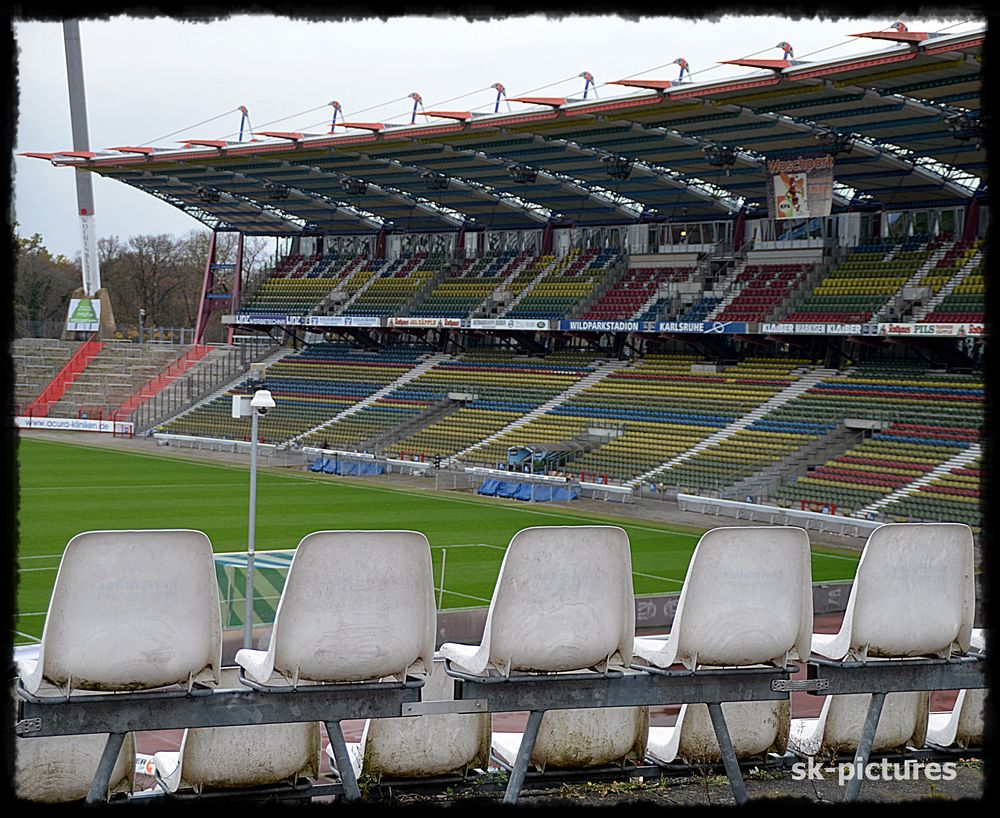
232, 368, 275, 649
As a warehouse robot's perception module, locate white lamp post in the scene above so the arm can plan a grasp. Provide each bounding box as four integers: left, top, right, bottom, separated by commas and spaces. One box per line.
233, 384, 275, 649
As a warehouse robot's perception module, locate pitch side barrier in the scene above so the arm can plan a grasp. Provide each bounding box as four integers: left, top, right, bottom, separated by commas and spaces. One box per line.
678, 493, 882, 536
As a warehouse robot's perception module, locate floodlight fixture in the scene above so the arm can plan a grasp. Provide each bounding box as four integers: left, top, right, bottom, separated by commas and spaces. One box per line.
507, 163, 538, 184
601, 153, 634, 180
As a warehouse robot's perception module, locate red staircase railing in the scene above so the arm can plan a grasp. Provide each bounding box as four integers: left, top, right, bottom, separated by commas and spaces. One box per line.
26, 334, 104, 418
115, 344, 212, 417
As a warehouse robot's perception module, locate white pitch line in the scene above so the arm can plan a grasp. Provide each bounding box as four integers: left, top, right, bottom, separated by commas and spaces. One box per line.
17, 554, 63, 561
23, 437, 705, 538
430, 542, 507, 551
631, 570, 685, 585
16, 566, 59, 574
21, 483, 250, 491
435, 588, 493, 604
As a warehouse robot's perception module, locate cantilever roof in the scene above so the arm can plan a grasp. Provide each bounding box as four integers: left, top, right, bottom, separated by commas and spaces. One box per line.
28, 25, 984, 236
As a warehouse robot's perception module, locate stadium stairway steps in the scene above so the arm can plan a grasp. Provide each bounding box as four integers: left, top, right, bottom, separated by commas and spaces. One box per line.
356, 398, 465, 453
159, 346, 292, 424
114, 344, 212, 416
332, 262, 384, 314
872, 242, 955, 321
441, 358, 628, 467
398, 265, 450, 315
727, 424, 863, 501
126, 344, 255, 433
497, 257, 561, 317
44, 341, 182, 419
569, 258, 629, 319
911, 249, 983, 321
874, 242, 953, 322
25, 336, 103, 417
13, 339, 81, 411
473, 255, 535, 317
289, 354, 452, 444
856, 443, 982, 518
628, 367, 837, 488
704, 260, 749, 321
630, 284, 670, 322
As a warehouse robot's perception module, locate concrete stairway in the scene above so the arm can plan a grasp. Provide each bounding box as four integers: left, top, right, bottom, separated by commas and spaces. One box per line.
497, 257, 560, 317
629, 367, 837, 487
47, 341, 183, 418
290, 353, 451, 444
442, 358, 628, 466
911, 249, 983, 321
857, 443, 982, 517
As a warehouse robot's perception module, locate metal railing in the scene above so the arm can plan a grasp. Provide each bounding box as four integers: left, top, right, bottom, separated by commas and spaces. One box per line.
128, 337, 282, 433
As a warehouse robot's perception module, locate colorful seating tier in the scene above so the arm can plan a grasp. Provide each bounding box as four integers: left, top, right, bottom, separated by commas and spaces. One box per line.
783, 240, 931, 323
714, 263, 812, 323
343, 252, 447, 316
580, 266, 693, 321
483, 356, 809, 481
773, 426, 977, 516
764, 363, 984, 431
652, 426, 819, 492
769, 362, 983, 515
506, 249, 622, 319
410, 250, 532, 317
238, 253, 370, 316
158, 344, 430, 444
881, 457, 981, 527
389, 350, 599, 459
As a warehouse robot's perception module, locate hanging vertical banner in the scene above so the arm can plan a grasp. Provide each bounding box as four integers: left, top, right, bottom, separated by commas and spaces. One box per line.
78, 213, 101, 295
766, 154, 834, 220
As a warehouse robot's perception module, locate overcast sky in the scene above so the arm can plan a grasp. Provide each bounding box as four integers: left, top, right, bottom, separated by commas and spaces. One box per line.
12, 10, 982, 260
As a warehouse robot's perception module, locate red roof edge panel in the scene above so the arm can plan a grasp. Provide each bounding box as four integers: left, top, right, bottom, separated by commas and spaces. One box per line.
19, 152, 58, 160
421, 110, 473, 121
718, 59, 790, 70
179, 139, 227, 148
341, 122, 385, 132
110, 146, 156, 155
256, 131, 305, 140
56, 150, 96, 158
508, 96, 567, 107
609, 79, 673, 90
851, 31, 929, 43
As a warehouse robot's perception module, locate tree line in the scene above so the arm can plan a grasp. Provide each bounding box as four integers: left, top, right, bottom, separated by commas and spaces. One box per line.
14, 228, 270, 342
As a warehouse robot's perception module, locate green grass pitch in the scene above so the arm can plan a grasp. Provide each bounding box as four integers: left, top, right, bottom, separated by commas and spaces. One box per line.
14, 437, 860, 645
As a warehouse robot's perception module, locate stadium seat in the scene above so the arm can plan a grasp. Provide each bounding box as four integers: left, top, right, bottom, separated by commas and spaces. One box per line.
234, 529, 437, 802
14, 730, 135, 803
788, 691, 929, 757
645, 699, 789, 765
490, 706, 648, 772
438, 525, 634, 677
789, 522, 976, 761
235, 530, 436, 685
925, 628, 986, 750
18, 529, 223, 696
630, 526, 810, 768
438, 525, 640, 783
152, 692, 322, 795
632, 526, 813, 670
810, 522, 975, 662
326, 657, 490, 780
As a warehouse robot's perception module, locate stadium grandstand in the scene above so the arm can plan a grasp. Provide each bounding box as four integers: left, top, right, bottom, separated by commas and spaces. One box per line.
12, 18, 987, 806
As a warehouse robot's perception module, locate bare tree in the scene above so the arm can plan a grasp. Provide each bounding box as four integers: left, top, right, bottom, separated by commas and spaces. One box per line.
14, 232, 80, 327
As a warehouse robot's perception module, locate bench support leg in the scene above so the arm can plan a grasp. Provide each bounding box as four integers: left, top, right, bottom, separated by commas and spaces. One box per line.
503, 709, 544, 805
